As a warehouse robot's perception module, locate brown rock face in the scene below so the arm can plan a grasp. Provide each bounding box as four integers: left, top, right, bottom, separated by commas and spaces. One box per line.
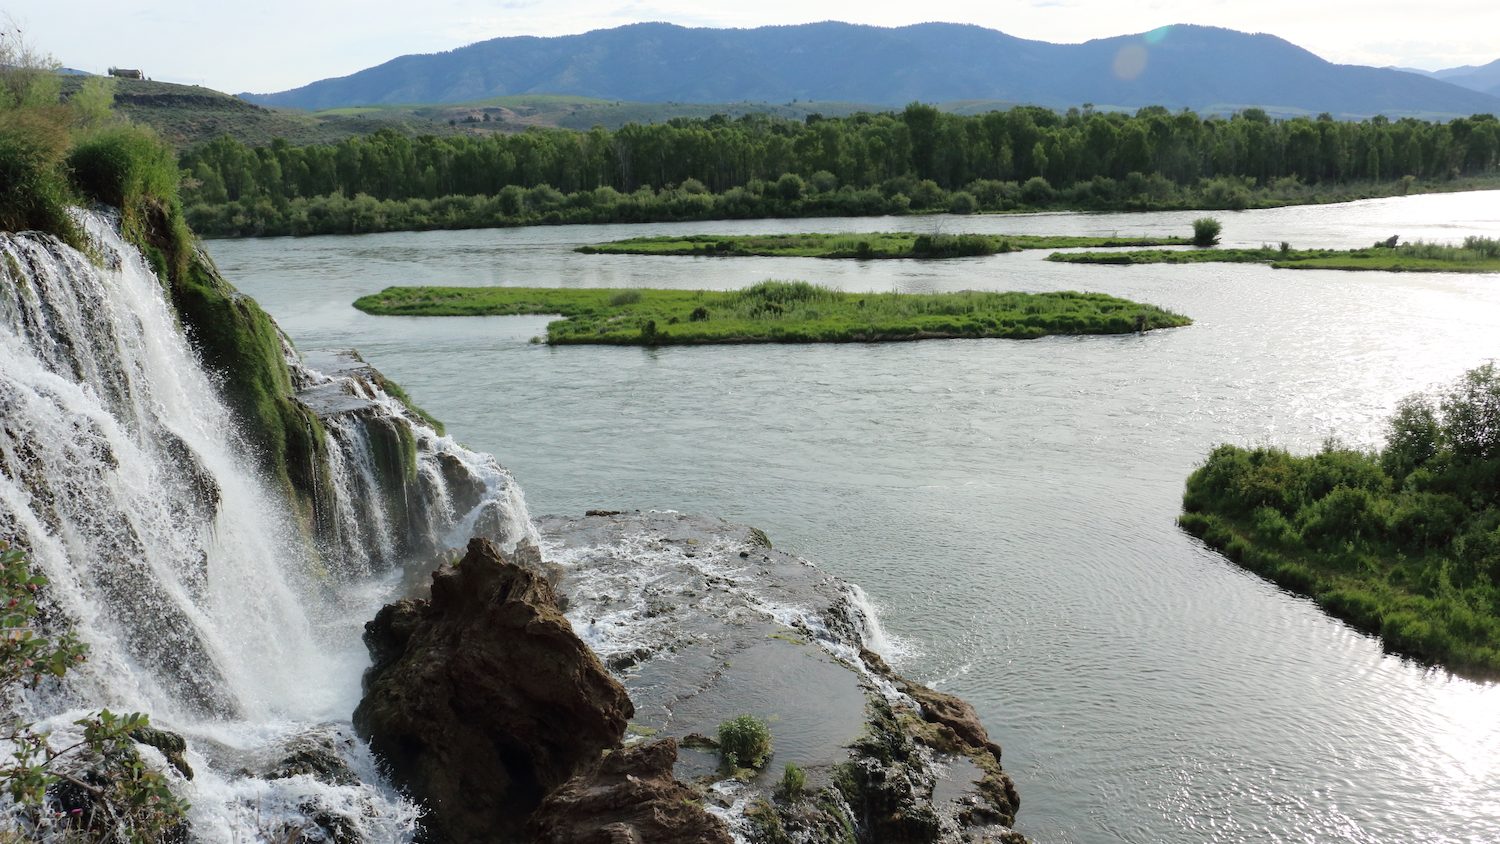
528, 739, 733, 844
353, 537, 633, 843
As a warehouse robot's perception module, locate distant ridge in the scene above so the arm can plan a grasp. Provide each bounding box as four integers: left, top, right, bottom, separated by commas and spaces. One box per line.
1421, 59, 1500, 98
244, 21, 1500, 118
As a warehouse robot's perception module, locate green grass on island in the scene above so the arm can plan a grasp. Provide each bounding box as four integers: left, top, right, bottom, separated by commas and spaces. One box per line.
578, 232, 1191, 259
352, 281, 1191, 345
1050, 236, 1500, 273
1180, 363, 1500, 679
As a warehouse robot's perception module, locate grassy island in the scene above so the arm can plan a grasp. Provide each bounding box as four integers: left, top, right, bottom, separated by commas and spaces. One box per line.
1050, 236, 1500, 273
353, 281, 1191, 345
1180, 364, 1500, 678
577, 232, 1191, 259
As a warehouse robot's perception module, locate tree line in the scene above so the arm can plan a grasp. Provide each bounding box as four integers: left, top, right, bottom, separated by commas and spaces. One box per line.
178, 105, 1500, 237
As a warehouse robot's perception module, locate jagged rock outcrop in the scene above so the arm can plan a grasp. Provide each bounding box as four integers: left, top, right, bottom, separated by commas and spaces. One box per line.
353, 537, 632, 843
528, 738, 733, 844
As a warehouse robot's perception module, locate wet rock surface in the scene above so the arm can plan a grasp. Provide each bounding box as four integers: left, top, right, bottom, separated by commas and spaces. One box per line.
354, 536, 631, 843
538, 510, 1029, 843
528, 738, 734, 844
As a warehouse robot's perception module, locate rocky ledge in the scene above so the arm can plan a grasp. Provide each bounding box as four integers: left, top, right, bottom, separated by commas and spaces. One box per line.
356, 513, 1027, 843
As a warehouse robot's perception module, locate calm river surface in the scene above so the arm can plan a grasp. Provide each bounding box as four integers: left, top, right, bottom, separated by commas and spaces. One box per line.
209, 192, 1500, 843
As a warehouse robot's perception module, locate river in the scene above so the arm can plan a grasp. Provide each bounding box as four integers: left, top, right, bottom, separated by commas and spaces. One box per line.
208, 191, 1500, 843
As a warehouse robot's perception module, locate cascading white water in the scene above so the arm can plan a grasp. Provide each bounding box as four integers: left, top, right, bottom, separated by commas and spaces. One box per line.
0, 211, 536, 840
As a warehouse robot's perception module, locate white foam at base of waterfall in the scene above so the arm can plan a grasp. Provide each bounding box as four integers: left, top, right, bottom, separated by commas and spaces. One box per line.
0, 211, 535, 840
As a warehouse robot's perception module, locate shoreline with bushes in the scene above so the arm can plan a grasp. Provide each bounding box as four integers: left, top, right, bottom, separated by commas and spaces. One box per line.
577, 231, 1191, 259
1180, 364, 1500, 679
1052, 236, 1500, 272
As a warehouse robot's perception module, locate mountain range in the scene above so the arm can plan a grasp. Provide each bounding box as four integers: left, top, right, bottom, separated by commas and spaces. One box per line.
1409, 59, 1500, 98
243, 22, 1500, 119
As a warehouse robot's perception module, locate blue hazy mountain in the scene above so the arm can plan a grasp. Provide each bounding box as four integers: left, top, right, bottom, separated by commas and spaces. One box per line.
244, 22, 1500, 118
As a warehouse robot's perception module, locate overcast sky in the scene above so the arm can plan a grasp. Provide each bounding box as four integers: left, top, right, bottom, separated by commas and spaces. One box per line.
10, 1, 1499, 94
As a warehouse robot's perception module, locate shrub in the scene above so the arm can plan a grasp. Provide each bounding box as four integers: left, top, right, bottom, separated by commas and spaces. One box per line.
947, 191, 978, 214
1020, 175, 1055, 205
0, 108, 78, 244
717, 714, 772, 769
0, 544, 189, 838
1191, 217, 1222, 247
776, 762, 806, 801
1382, 394, 1441, 480
609, 289, 643, 306
1439, 362, 1500, 462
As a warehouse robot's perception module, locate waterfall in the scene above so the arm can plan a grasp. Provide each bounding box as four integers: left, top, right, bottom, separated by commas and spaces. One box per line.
0, 210, 535, 840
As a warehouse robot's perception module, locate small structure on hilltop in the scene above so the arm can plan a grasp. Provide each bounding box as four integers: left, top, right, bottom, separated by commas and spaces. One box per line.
108, 67, 144, 80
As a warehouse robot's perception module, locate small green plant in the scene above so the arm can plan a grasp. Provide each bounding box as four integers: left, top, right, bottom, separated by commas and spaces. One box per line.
1191, 217, 1222, 247
776, 762, 806, 801
0, 543, 189, 840
717, 714, 772, 770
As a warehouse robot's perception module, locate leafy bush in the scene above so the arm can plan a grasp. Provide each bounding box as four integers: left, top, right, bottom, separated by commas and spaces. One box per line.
1181, 361, 1500, 677
0, 543, 189, 839
911, 233, 995, 258
1191, 217, 1222, 247
1382, 395, 1441, 480
717, 715, 772, 769
1439, 362, 1500, 462
947, 191, 978, 214
67, 124, 190, 261
0, 108, 78, 244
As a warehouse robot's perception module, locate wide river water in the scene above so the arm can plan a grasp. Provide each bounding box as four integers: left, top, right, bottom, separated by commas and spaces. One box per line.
209, 192, 1500, 843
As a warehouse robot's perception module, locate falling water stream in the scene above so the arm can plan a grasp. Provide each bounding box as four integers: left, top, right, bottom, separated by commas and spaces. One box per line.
0, 211, 533, 840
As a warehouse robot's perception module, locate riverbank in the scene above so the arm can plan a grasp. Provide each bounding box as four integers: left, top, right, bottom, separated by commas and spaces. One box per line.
352, 281, 1191, 345
1050, 236, 1500, 272
1179, 364, 1500, 680
578, 232, 1191, 259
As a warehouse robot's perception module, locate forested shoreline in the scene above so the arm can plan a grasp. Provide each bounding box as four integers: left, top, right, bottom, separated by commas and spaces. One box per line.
178, 105, 1500, 237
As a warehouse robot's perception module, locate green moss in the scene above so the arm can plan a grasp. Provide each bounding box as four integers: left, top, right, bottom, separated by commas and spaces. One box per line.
353, 282, 1191, 346
168, 253, 330, 528
372, 373, 445, 436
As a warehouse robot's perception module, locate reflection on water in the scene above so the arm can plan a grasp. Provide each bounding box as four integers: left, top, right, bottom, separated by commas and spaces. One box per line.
210, 192, 1500, 843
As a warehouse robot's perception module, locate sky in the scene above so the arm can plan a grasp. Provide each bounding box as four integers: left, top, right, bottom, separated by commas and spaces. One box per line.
9, 1, 1500, 94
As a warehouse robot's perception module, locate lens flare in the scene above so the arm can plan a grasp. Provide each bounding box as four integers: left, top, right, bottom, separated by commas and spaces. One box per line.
1113, 44, 1148, 80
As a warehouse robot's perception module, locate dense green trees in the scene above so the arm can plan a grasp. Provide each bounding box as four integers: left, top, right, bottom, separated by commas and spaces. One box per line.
177, 105, 1500, 237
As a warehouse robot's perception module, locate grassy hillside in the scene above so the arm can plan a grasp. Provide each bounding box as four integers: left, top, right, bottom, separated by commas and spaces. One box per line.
59, 76, 885, 147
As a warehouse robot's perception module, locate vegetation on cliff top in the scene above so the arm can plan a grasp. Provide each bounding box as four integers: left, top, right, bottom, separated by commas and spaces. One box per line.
577, 231, 1190, 259
0, 38, 357, 536
353, 281, 1191, 345
1180, 363, 1500, 678
1052, 235, 1500, 272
